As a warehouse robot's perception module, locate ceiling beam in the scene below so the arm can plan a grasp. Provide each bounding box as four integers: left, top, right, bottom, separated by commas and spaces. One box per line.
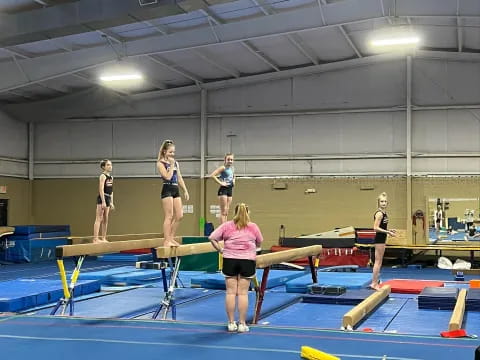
0, 0, 239, 47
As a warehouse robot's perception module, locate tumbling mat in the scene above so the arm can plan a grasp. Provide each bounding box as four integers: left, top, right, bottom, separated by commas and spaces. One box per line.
466, 288, 480, 311
97, 253, 153, 262
33, 287, 221, 318
301, 288, 376, 305
73, 266, 171, 285
12, 225, 70, 235
418, 287, 459, 310
0, 279, 101, 312
381, 279, 444, 294
286, 272, 371, 293
190, 269, 305, 289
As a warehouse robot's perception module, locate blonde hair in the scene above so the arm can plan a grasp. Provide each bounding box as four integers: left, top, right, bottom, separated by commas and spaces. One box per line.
224, 153, 234, 163
157, 140, 174, 161
377, 192, 388, 207
233, 203, 250, 230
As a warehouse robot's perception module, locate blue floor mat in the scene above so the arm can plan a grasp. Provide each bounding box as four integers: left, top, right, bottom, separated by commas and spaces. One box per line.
0, 279, 101, 312
74, 266, 171, 286
174, 291, 301, 323
286, 272, 372, 293
384, 298, 451, 335
260, 302, 351, 329
33, 287, 220, 318
190, 269, 306, 290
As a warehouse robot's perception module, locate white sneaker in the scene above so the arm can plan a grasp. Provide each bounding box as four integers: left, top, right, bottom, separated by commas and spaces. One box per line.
227, 322, 238, 332
237, 323, 250, 333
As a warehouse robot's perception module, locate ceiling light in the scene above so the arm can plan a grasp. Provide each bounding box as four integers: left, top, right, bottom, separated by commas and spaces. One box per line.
371, 36, 420, 47
99, 73, 143, 82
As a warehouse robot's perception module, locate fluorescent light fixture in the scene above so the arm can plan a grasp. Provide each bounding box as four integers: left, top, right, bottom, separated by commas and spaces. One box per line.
100, 73, 143, 82
371, 36, 420, 47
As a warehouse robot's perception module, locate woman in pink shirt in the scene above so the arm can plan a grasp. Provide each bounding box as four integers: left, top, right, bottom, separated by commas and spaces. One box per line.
209, 203, 263, 333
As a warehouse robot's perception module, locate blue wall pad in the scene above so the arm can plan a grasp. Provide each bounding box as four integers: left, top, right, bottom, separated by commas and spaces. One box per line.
302, 289, 377, 305
96, 253, 153, 262
384, 298, 451, 336
13, 225, 70, 235
8, 232, 71, 240
0, 279, 101, 312
33, 287, 221, 318
190, 269, 306, 290
174, 291, 301, 323
5, 238, 69, 263
286, 272, 372, 293
418, 287, 459, 310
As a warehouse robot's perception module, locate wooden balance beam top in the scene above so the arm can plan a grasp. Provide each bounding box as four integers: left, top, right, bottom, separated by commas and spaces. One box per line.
56, 238, 164, 258
342, 285, 391, 329
155, 243, 323, 267
156, 242, 216, 258
0, 227, 14, 237
256, 245, 322, 268
449, 289, 467, 331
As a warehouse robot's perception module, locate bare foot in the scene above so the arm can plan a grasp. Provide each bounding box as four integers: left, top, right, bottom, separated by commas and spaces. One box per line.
369, 284, 381, 291
164, 239, 180, 247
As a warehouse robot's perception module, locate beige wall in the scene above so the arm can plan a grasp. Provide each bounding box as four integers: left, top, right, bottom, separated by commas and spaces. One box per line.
25, 176, 480, 250
0, 176, 32, 225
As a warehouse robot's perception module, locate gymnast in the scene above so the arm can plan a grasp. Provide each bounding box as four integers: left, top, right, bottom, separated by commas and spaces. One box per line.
93, 159, 115, 243
157, 140, 189, 247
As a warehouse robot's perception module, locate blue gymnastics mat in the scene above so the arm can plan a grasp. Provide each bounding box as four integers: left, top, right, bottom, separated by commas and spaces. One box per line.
190, 269, 306, 290
13, 225, 70, 235
286, 272, 372, 293
96, 253, 153, 262
7, 232, 71, 240
0, 279, 101, 312
418, 287, 459, 310
72, 266, 171, 286
302, 288, 377, 305
174, 291, 301, 323
33, 287, 221, 318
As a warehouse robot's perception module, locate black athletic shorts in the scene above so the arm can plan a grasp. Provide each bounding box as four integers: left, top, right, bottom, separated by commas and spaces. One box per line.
97, 195, 112, 207
222, 257, 256, 278
161, 184, 180, 199
374, 234, 387, 244
218, 185, 233, 197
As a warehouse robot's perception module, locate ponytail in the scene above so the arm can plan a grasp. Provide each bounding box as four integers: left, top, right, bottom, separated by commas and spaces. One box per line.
233, 203, 250, 230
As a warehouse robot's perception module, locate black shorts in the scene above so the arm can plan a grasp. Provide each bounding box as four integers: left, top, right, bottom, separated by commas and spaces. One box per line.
222, 258, 256, 278
96, 195, 111, 207
161, 184, 180, 199
374, 234, 387, 244
218, 185, 233, 197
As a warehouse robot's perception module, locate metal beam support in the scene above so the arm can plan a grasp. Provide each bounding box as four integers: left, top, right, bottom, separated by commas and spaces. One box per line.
456, 0, 463, 53
193, 49, 240, 78
28, 122, 34, 180
199, 88, 207, 236
338, 25, 362, 58
406, 55, 413, 243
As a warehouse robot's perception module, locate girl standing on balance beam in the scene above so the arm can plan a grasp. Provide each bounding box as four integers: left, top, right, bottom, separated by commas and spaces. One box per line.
210, 153, 235, 224
157, 140, 189, 247
209, 203, 263, 333
93, 159, 115, 243
371, 192, 396, 290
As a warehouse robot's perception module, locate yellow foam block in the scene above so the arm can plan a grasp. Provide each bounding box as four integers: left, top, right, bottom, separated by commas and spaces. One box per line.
300, 346, 340, 360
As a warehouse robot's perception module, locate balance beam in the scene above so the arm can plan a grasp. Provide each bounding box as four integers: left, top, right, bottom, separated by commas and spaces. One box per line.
56, 237, 164, 258
342, 285, 391, 330
0, 226, 14, 237
253, 245, 322, 324
449, 289, 467, 331
256, 245, 323, 269
68, 233, 164, 245
155, 242, 216, 258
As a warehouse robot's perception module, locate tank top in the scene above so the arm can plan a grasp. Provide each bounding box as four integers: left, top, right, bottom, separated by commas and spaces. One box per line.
374, 210, 388, 242
219, 166, 234, 186
161, 161, 178, 185
102, 173, 113, 196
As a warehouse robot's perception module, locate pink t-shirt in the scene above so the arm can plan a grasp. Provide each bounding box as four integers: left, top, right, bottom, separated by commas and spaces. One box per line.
209, 221, 263, 260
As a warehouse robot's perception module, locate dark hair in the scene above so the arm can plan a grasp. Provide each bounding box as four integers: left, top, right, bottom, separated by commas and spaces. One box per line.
100, 159, 111, 169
